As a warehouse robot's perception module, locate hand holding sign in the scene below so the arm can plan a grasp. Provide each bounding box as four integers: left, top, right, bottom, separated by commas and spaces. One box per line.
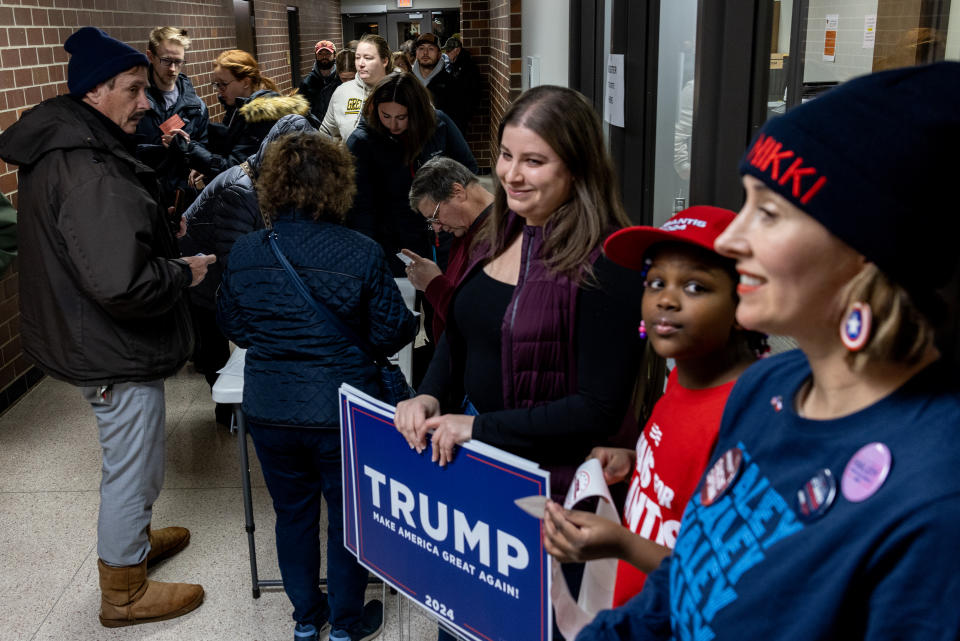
423, 413, 475, 466
394, 394, 440, 453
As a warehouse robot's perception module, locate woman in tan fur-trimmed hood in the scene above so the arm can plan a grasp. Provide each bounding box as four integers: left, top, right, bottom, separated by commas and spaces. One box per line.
170, 49, 312, 181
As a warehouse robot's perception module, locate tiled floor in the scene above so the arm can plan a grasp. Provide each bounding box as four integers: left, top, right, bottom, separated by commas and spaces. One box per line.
0, 365, 438, 641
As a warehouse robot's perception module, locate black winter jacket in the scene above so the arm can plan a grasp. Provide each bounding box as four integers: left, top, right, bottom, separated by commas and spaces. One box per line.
298, 62, 341, 122
346, 110, 478, 274
134, 72, 209, 208
180, 114, 316, 309
176, 90, 311, 179
444, 49, 482, 134
0, 96, 193, 385
421, 67, 462, 134
217, 212, 417, 427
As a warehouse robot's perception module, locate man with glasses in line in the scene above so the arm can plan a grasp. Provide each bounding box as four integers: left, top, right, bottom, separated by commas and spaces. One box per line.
135, 26, 209, 212
402, 157, 493, 339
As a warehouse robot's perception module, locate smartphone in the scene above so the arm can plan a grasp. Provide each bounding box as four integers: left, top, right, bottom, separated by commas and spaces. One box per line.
396, 251, 414, 266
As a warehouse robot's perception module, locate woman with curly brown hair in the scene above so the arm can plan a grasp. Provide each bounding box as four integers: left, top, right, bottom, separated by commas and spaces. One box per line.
217, 132, 417, 641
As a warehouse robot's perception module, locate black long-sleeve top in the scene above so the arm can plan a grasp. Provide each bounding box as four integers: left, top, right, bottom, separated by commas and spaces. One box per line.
419, 255, 645, 466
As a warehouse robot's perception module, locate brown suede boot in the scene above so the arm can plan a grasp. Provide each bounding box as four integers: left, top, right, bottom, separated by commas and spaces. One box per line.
98, 559, 204, 627
146, 525, 190, 567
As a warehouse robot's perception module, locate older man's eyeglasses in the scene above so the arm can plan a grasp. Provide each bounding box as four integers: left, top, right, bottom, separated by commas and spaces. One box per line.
158, 57, 185, 68
424, 201, 441, 230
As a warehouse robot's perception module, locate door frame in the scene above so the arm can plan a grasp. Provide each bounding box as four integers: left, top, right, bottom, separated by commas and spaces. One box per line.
387, 10, 432, 50
341, 13, 388, 44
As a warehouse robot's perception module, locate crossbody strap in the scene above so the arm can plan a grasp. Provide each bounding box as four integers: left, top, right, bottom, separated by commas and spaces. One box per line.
239, 161, 272, 230
267, 231, 387, 367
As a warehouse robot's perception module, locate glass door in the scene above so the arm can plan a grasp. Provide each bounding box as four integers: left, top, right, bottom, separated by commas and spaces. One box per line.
341, 13, 388, 46
388, 12, 430, 50
651, 0, 698, 225
387, 10, 461, 50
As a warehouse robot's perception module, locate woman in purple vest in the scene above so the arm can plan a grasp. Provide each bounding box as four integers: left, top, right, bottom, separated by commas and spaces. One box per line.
394, 85, 644, 498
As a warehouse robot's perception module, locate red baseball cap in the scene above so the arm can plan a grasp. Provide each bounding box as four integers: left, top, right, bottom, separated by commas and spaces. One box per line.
604, 205, 737, 272
315, 40, 336, 55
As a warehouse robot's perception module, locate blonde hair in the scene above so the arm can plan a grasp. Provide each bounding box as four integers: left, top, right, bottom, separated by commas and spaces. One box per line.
214, 49, 278, 93
841, 264, 935, 370
358, 34, 394, 74
149, 26, 190, 53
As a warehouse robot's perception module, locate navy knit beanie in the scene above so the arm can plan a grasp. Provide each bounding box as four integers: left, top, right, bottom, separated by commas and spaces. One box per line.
65, 27, 148, 96
740, 61, 960, 318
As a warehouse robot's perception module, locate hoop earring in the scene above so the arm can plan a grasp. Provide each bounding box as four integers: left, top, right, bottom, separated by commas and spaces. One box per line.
840, 302, 872, 352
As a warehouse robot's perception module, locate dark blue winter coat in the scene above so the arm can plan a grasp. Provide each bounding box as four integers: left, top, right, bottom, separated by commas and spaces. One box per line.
217, 211, 418, 428
180, 114, 315, 309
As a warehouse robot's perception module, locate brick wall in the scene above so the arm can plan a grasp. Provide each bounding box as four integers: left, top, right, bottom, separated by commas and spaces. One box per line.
0, 0, 341, 412
460, 0, 521, 171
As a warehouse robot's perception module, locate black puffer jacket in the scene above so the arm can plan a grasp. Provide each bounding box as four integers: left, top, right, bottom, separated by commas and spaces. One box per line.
181, 114, 316, 309
176, 90, 311, 179
0, 96, 193, 385
217, 212, 418, 427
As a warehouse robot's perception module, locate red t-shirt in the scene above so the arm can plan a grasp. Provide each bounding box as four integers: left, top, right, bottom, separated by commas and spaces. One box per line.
611, 367, 737, 606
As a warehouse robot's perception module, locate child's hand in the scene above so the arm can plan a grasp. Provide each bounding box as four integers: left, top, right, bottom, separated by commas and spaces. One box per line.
588, 446, 636, 485
542, 500, 628, 563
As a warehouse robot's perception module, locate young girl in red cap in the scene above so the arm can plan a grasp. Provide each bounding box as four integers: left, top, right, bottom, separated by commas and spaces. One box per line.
543, 205, 765, 609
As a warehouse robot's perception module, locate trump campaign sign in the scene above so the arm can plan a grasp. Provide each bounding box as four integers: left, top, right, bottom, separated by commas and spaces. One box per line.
339, 385, 552, 641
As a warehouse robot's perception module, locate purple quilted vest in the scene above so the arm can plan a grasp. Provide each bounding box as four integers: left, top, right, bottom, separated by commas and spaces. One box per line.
461, 213, 587, 409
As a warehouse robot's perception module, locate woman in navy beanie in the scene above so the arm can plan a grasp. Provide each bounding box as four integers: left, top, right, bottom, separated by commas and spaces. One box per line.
578, 61, 960, 641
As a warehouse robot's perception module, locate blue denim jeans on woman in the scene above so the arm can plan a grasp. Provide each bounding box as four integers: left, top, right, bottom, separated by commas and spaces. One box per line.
248, 423, 369, 630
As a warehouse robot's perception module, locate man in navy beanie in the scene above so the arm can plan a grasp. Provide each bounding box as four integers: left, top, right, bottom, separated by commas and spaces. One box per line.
0, 26, 214, 627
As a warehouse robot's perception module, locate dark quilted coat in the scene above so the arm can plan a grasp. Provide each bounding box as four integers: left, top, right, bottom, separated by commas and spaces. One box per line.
217, 211, 418, 428
181, 114, 314, 309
